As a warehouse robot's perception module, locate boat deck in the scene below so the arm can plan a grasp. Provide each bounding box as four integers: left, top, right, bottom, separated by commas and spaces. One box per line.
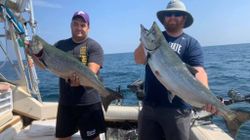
0, 111, 233, 140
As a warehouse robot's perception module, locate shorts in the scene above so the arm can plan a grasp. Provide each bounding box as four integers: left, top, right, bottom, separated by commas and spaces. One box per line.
55, 102, 106, 139
138, 104, 191, 140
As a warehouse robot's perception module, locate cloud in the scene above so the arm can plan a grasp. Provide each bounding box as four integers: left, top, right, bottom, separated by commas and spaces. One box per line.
33, 0, 62, 9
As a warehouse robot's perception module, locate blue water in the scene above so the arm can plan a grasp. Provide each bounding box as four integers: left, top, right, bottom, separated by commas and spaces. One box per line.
1, 43, 250, 139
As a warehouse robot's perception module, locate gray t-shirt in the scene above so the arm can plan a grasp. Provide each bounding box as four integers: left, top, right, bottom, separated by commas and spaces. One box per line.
54, 37, 104, 105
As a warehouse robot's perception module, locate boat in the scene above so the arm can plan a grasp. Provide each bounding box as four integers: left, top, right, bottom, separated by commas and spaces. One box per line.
0, 0, 234, 139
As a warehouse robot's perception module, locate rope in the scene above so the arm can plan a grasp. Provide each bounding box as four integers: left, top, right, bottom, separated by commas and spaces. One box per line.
0, 41, 18, 71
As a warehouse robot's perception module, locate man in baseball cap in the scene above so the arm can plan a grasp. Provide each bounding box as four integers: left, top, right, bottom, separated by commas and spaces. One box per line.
69, 10, 91, 43
54, 10, 106, 140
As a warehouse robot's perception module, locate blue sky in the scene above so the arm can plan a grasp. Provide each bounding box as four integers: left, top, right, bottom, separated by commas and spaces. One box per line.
1, 0, 250, 58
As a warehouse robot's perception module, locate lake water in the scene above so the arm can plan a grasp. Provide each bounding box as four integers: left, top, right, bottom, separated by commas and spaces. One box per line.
1, 43, 250, 139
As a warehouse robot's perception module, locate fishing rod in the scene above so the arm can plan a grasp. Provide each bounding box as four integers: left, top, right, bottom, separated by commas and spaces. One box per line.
0, 4, 25, 35
127, 79, 250, 105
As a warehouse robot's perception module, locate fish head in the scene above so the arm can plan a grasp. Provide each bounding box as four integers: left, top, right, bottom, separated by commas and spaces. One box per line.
140, 22, 163, 52
29, 35, 44, 56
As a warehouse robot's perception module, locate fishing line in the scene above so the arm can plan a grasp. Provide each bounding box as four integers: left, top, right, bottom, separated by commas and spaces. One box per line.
0, 41, 17, 70
0, 42, 8, 69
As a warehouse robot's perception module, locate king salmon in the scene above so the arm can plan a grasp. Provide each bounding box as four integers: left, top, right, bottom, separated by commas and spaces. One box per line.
29, 35, 123, 111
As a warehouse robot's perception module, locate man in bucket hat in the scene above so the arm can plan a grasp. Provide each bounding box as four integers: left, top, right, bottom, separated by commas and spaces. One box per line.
134, 0, 217, 140
54, 10, 106, 140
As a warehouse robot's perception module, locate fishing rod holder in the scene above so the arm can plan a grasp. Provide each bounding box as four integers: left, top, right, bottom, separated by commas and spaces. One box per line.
127, 79, 144, 100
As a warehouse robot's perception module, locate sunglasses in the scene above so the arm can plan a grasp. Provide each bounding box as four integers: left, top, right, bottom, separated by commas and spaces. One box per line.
165, 12, 184, 17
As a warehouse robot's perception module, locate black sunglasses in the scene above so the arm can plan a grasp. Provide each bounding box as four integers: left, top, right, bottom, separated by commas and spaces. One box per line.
165, 12, 184, 17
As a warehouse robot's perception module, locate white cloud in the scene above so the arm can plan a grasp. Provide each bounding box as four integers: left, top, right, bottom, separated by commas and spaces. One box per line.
33, 0, 62, 9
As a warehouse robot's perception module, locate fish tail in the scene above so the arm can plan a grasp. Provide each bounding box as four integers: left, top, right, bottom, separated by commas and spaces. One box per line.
101, 87, 123, 111
225, 110, 250, 138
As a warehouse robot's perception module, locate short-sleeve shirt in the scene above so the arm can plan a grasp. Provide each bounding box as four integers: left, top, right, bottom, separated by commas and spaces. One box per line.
54, 37, 104, 106
143, 31, 204, 109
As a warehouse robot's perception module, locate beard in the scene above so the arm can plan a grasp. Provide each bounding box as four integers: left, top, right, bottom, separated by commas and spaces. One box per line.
164, 19, 185, 33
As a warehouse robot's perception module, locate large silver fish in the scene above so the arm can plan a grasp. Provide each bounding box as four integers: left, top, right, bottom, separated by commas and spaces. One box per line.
140, 22, 250, 137
29, 35, 122, 111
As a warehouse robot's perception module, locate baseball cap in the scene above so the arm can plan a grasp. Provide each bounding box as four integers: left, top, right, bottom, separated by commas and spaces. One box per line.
72, 11, 90, 26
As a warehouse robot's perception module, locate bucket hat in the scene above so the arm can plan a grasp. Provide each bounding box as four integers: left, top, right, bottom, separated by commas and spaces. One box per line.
157, 0, 193, 28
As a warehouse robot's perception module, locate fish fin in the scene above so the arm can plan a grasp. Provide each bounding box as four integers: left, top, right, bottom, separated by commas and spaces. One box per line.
225, 110, 250, 138
185, 64, 198, 75
101, 87, 123, 111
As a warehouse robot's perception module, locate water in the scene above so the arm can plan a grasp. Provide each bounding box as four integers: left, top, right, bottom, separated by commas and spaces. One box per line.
1, 43, 250, 139
204, 44, 250, 97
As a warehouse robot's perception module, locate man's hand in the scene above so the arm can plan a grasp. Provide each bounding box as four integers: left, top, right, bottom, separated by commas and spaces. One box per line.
134, 42, 147, 64
203, 104, 219, 114
67, 73, 80, 87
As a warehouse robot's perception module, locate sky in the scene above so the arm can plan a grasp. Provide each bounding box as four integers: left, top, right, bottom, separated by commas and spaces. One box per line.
1, 0, 250, 60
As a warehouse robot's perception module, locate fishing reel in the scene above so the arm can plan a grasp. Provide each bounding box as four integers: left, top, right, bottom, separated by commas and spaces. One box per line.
227, 89, 245, 101
220, 89, 250, 105
127, 79, 144, 100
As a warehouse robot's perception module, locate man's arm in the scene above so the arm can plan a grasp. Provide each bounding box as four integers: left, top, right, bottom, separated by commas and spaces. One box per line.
134, 43, 146, 64
194, 66, 208, 88
194, 66, 218, 114
88, 62, 101, 74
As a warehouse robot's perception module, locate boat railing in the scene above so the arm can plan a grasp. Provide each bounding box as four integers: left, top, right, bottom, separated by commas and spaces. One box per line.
0, 0, 42, 102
